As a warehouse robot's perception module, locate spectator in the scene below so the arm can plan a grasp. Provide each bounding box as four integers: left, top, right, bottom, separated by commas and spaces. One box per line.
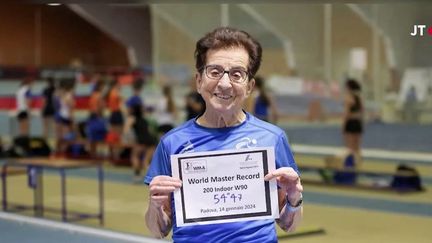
342, 78, 364, 164
153, 85, 178, 137
185, 78, 205, 120
403, 85, 419, 123
41, 77, 56, 138
105, 78, 124, 159
55, 79, 75, 155
124, 105, 156, 183
248, 76, 279, 123
15, 77, 33, 136
87, 80, 107, 156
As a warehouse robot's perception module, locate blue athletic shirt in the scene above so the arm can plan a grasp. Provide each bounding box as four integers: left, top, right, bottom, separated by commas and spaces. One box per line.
126, 95, 143, 108
254, 95, 269, 121
144, 112, 298, 243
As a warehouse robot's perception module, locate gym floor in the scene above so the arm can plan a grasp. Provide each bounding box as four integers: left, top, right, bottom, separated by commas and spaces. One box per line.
1, 153, 431, 243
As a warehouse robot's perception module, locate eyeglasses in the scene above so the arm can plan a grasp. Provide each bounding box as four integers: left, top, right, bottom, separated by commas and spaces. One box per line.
204, 65, 249, 84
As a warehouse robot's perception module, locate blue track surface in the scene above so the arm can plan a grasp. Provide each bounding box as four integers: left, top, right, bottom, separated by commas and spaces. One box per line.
0, 212, 167, 243
283, 122, 432, 153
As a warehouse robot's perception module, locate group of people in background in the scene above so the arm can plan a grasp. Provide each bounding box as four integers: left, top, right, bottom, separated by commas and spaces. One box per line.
14, 75, 180, 182
14, 68, 365, 181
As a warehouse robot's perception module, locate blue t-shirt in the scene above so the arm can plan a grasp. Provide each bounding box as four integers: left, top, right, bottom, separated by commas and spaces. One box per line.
144, 112, 298, 243
254, 95, 269, 121
126, 95, 143, 108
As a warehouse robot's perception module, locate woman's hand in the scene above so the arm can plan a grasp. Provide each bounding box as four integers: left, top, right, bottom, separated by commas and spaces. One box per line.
264, 167, 303, 204
146, 175, 181, 238
148, 175, 182, 209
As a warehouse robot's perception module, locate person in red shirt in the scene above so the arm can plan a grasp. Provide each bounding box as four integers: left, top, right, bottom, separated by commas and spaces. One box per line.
87, 80, 106, 157
105, 78, 125, 159
88, 80, 105, 118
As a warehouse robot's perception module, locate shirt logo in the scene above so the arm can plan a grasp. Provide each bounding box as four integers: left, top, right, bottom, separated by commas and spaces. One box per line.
235, 137, 258, 149
180, 140, 195, 153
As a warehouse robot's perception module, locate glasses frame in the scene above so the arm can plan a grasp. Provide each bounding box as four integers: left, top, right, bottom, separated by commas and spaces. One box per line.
203, 64, 250, 84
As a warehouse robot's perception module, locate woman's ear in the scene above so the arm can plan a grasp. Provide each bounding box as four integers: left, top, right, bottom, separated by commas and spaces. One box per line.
195, 73, 202, 94
246, 78, 255, 96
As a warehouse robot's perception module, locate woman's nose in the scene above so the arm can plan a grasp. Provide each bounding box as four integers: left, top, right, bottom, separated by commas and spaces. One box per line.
217, 73, 232, 88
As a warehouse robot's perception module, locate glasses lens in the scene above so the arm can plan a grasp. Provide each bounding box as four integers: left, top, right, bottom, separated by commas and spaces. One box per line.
229, 69, 247, 83
205, 65, 248, 83
206, 65, 224, 79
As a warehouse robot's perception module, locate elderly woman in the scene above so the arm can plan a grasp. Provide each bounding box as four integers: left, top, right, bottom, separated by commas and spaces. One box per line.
144, 27, 303, 242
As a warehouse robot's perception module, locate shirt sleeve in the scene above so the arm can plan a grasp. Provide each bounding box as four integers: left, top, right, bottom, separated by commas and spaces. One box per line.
25, 89, 32, 98
126, 96, 144, 108
275, 132, 299, 174
125, 97, 133, 108
144, 141, 171, 185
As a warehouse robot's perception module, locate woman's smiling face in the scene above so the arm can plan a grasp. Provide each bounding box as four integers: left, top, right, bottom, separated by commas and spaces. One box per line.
196, 47, 254, 116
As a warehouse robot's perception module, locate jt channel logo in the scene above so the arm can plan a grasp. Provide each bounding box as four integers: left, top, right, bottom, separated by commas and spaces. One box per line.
410, 25, 432, 36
